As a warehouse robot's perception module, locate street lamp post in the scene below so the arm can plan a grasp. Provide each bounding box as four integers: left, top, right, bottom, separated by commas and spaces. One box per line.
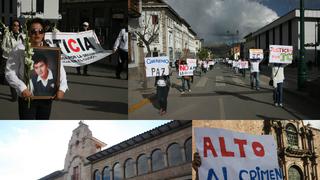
298, 0, 307, 90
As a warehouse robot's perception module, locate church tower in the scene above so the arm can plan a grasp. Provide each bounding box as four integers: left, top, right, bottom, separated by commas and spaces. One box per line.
63, 121, 106, 180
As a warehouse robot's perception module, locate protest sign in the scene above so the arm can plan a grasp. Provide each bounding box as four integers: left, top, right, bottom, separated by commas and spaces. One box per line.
45, 30, 112, 67
179, 59, 197, 76
249, 49, 264, 60
195, 128, 283, 180
232, 60, 239, 68
269, 45, 293, 64
239, 61, 249, 69
144, 56, 169, 77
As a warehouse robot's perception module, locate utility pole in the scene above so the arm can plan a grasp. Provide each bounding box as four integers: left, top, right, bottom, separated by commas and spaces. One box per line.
298, 0, 307, 90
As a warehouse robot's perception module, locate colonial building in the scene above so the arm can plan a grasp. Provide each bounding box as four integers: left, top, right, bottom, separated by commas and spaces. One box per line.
193, 120, 320, 180
129, 0, 202, 69
243, 9, 320, 66
39, 120, 192, 180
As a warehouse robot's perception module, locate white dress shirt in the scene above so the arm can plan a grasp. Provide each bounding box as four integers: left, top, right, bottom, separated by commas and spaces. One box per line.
5, 43, 68, 97
272, 65, 285, 88
113, 28, 128, 52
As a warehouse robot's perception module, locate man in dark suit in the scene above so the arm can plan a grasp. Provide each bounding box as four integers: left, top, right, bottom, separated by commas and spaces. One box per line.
31, 53, 57, 96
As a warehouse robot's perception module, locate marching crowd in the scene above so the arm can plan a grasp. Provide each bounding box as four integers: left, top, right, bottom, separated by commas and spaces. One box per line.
153, 54, 287, 116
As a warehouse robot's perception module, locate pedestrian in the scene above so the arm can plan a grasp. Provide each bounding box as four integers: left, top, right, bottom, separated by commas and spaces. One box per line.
1, 19, 25, 101
240, 58, 247, 78
180, 60, 191, 94
113, 20, 128, 79
5, 18, 68, 119
155, 74, 170, 115
249, 58, 263, 90
76, 21, 90, 76
271, 63, 286, 107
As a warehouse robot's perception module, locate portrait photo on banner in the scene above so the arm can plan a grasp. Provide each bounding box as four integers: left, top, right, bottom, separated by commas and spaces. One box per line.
28, 47, 61, 99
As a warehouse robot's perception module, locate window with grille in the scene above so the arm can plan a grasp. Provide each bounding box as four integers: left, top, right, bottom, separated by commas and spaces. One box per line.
286, 124, 298, 147
288, 166, 302, 180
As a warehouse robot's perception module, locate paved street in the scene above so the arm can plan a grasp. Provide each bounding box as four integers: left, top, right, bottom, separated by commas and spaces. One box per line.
0, 64, 128, 119
129, 63, 320, 120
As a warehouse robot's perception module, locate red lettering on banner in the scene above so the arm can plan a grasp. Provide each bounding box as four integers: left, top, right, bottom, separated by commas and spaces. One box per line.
203, 137, 217, 157
179, 65, 188, 71
234, 139, 247, 157
252, 141, 265, 157
68, 39, 80, 52
219, 137, 235, 157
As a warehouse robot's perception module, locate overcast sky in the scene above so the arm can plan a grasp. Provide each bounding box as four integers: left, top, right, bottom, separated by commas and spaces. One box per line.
165, 0, 320, 45
0, 120, 170, 180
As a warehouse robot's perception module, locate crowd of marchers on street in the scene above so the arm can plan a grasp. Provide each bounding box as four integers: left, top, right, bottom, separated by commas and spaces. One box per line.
0, 18, 128, 120
151, 49, 288, 117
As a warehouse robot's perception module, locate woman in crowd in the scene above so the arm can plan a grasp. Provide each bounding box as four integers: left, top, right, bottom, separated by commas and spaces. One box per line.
5, 18, 68, 119
155, 74, 170, 115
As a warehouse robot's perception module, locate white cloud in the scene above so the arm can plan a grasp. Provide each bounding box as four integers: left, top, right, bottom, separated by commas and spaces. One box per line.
304, 120, 320, 129
165, 0, 279, 45
0, 120, 169, 180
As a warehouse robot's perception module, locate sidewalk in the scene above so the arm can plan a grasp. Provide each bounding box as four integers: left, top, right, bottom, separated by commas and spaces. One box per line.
260, 64, 320, 105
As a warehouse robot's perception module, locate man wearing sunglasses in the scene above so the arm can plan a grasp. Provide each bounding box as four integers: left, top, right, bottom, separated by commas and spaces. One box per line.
5, 18, 68, 119
1, 19, 25, 101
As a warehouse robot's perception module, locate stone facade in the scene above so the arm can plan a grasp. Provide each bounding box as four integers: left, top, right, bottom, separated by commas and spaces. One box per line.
192, 120, 320, 180
40, 120, 192, 180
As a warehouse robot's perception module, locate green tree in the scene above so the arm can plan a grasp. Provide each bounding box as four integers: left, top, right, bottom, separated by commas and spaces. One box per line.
197, 48, 209, 60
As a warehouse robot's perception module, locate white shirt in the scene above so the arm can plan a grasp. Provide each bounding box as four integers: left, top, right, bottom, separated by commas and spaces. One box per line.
113, 28, 128, 52
29, 69, 54, 95
250, 60, 261, 72
1, 32, 25, 59
272, 65, 285, 87
5, 43, 68, 97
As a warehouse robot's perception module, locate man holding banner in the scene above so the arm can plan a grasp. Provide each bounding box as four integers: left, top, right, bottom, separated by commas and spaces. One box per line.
76, 22, 90, 76
269, 45, 293, 107
113, 21, 128, 80
249, 49, 264, 90
145, 56, 170, 115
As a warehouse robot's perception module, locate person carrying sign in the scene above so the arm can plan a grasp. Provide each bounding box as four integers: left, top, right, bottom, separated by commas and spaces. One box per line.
180, 60, 191, 94
249, 58, 263, 90
155, 74, 170, 115
5, 18, 68, 119
271, 63, 287, 107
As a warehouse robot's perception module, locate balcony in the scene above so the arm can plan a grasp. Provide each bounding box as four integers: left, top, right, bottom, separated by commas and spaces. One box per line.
128, 0, 141, 18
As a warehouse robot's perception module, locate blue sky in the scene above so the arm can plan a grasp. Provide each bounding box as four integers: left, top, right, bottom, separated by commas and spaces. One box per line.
165, 0, 320, 45
0, 120, 170, 180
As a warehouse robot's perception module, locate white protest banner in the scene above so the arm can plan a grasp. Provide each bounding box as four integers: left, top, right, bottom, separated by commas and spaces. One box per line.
187, 58, 197, 68
239, 61, 249, 69
144, 56, 169, 77
179, 64, 194, 76
232, 60, 239, 68
269, 45, 293, 64
45, 30, 112, 67
208, 61, 215, 66
195, 128, 283, 180
249, 49, 264, 60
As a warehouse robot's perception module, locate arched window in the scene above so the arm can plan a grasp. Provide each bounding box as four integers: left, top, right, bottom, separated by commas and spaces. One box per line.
288, 166, 303, 180
185, 138, 192, 162
94, 170, 101, 180
286, 124, 298, 147
167, 143, 183, 166
102, 166, 110, 180
124, 158, 136, 178
113, 163, 122, 180
137, 154, 149, 175
151, 149, 165, 171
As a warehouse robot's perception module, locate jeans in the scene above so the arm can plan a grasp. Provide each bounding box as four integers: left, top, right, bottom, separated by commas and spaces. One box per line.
18, 98, 52, 119
181, 78, 191, 91
250, 72, 260, 89
157, 86, 169, 111
273, 82, 283, 104
116, 49, 128, 79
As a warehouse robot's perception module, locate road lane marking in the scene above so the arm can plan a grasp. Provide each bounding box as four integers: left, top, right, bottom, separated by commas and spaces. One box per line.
196, 77, 208, 87
128, 98, 151, 113
219, 97, 226, 119
216, 76, 225, 86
